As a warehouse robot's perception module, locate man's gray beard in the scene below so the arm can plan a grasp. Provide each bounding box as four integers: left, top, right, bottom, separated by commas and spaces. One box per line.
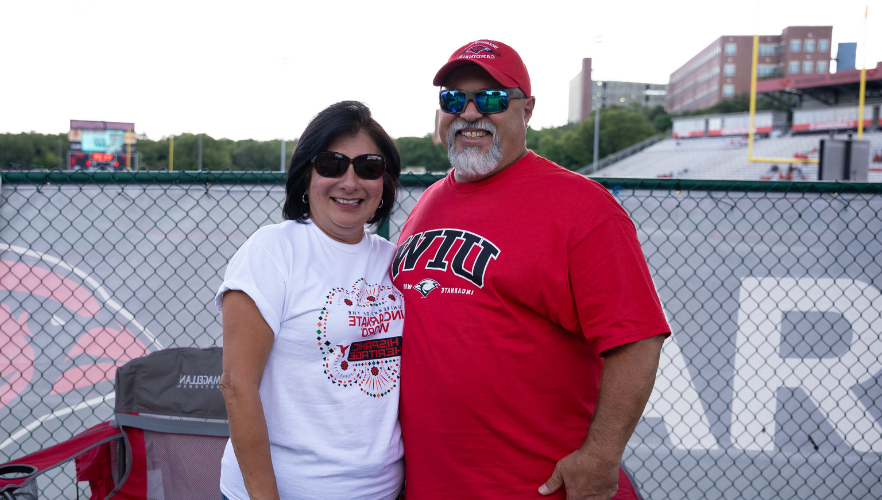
446, 119, 503, 179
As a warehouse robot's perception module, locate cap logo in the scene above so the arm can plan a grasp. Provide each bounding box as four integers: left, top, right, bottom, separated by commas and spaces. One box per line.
458, 43, 501, 59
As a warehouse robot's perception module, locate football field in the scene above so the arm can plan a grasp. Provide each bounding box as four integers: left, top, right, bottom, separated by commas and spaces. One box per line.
1, 176, 881, 498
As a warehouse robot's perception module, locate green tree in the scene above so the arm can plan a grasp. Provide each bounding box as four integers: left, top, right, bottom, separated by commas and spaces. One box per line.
653, 113, 673, 134
596, 106, 658, 155
396, 135, 450, 171
133, 134, 296, 171
232, 139, 283, 171
528, 106, 657, 170
164, 134, 198, 171
631, 104, 673, 134
200, 136, 236, 171
0, 132, 67, 169
0, 132, 302, 172
526, 122, 574, 152
135, 135, 170, 169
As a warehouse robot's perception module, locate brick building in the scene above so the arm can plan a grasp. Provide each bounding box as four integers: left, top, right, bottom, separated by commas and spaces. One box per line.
667, 26, 833, 113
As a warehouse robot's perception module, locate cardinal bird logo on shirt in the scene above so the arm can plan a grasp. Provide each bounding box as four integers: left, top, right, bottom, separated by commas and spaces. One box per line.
414, 279, 440, 298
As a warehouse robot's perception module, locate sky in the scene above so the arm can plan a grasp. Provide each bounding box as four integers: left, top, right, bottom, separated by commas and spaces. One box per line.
0, 0, 879, 141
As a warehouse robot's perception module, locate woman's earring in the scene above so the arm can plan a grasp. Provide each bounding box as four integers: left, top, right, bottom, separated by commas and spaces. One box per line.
302, 193, 308, 204
378, 199, 384, 208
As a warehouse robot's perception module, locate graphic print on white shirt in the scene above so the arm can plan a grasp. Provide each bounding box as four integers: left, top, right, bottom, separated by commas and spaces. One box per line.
319, 278, 404, 398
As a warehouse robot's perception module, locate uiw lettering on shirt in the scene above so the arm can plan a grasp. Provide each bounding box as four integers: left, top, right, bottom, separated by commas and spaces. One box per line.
391, 229, 500, 288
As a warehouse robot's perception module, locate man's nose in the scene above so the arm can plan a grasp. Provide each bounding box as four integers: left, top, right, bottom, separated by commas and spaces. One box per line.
460, 100, 484, 121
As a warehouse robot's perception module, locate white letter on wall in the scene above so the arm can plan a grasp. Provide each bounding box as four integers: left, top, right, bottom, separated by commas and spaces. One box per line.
645, 332, 719, 450
731, 277, 882, 452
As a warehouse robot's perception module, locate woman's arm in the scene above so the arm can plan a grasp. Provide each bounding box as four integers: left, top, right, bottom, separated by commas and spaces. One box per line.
220, 290, 280, 500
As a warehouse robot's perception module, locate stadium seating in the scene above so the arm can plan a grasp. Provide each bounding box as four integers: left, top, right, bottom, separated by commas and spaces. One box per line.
596, 131, 882, 181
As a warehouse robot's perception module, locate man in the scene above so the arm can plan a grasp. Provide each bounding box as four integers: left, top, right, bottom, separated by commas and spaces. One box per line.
391, 39, 669, 500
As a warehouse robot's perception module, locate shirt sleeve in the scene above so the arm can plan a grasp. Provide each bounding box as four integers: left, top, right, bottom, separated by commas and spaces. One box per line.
563, 215, 670, 354
215, 236, 287, 338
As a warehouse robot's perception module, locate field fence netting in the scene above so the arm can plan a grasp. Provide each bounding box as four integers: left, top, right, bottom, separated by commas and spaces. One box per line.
1, 170, 881, 499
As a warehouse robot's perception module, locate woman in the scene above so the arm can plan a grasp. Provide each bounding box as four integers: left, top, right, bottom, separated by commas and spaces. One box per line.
216, 101, 404, 500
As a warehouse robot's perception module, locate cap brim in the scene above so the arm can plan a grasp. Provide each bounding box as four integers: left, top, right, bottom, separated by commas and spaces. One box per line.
433, 59, 520, 90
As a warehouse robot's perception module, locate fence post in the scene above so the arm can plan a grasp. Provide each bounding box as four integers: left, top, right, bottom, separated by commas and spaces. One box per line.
377, 218, 390, 240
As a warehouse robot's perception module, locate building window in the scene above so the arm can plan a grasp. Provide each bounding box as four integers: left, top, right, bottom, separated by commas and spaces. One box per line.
803, 61, 814, 74
722, 84, 735, 97
790, 39, 801, 53
725, 43, 737, 56
818, 39, 829, 52
758, 44, 778, 56
789, 61, 800, 74
804, 39, 815, 53
724, 64, 736, 76
757, 65, 777, 77
817, 60, 829, 73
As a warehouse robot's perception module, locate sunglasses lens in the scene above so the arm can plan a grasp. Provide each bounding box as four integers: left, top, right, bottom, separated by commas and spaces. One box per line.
440, 90, 467, 114
314, 152, 385, 180
476, 90, 509, 113
313, 152, 347, 177
440, 90, 511, 114
353, 155, 386, 180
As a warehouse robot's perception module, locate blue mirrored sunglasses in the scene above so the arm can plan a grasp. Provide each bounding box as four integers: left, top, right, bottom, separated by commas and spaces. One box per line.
439, 89, 527, 114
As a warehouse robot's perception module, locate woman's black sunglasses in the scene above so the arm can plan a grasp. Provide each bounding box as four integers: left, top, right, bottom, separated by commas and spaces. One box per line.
311, 152, 386, 180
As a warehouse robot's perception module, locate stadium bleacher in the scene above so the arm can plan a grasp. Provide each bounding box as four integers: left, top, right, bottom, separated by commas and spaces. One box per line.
596, 131, 882, 181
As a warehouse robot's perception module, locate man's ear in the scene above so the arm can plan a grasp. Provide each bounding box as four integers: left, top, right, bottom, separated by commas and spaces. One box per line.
523, 96, 536, 128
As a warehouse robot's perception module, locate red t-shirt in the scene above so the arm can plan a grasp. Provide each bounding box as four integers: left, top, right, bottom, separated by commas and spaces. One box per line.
392, 151, 669, 499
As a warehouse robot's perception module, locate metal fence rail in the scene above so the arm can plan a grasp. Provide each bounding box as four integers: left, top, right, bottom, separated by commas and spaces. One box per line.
575, 133, 665, 175
1, 170, 881, 499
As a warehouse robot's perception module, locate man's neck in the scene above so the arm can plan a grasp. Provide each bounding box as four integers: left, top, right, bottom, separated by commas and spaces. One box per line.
453, 149, 529, 183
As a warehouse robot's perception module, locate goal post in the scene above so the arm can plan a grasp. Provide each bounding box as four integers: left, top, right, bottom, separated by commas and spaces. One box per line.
748, 34, 818, 165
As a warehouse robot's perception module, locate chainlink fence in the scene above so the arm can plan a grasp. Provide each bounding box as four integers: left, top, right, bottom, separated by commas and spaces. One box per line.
1, 170, 881, 499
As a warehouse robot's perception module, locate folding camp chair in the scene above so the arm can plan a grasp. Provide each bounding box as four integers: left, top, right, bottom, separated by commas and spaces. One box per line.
0, 347, 228, 500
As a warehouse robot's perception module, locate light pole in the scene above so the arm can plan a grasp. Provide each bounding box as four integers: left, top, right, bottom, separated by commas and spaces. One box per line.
169, 135, 175, 171
281, 139, 286, 172
590, 36, 603, 174
593, 102, 600, 173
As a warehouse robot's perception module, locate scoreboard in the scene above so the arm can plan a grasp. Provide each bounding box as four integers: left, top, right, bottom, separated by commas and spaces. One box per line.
68, 120, 137, 170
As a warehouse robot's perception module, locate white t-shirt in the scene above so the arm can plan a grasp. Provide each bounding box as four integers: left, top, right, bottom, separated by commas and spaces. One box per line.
215, 220, 404, 500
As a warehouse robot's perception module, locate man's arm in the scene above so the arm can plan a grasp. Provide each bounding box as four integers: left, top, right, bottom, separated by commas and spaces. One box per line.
539, 334, 665, 500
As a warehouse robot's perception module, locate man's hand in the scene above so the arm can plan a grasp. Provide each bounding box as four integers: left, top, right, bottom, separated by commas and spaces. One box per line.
538, 335, 666, 499
538, 448, 619, 499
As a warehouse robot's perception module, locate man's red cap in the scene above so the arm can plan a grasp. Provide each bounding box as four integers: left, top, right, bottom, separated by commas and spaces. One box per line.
433, 39, 531, 97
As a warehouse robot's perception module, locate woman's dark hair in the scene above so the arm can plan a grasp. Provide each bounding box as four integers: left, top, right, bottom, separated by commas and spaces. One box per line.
283, 101, 401, 228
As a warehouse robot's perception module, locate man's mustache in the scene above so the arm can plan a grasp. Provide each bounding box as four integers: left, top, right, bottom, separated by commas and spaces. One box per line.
448, 119, 497, 136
